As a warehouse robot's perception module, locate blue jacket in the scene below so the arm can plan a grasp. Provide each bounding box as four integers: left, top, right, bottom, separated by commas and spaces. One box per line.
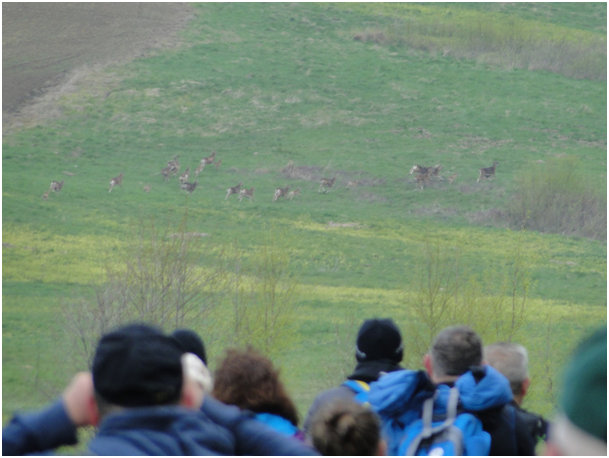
255, 413, 300, 437
3, 397, 318, 456
359, 366, 514, 455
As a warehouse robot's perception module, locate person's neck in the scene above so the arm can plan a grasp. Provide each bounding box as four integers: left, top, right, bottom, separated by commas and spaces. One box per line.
431, 374, 459, 385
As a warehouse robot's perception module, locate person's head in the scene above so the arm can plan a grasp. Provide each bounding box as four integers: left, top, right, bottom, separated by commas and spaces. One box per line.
172, 328, 207, 365
92, 323, 197, 418
181, 352, 214, 409
309, 399, 385, 456
355, 318, 403, 364
212, 346, 299, 426
546, 327, 606, 456
484, 342, 530, 405
425, 325, 482, 383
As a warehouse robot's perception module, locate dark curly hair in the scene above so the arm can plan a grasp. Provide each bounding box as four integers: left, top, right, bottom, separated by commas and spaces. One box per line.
310, 399, 381, 456
212, 347, 299, 426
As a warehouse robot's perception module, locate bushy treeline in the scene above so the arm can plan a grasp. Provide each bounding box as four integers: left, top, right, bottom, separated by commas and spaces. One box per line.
348, 4, 606, 80
506, 157, 607, 241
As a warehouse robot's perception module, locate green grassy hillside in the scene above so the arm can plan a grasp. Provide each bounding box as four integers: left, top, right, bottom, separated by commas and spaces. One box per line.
3, 3, 606, 432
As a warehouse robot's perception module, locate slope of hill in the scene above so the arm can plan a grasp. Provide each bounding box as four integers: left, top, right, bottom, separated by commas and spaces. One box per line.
2, 3, 606, 431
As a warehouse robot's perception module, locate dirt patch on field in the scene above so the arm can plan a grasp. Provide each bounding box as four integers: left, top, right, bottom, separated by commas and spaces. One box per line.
3, 3, 194, 133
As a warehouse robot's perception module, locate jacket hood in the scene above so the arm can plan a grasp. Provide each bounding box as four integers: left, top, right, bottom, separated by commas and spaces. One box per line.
364, 365, 512, 416
89, 406, 235, 455
364, 369, 435, 416
455, 365, 513, 411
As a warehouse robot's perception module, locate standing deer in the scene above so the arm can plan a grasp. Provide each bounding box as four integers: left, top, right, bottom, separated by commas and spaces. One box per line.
179, 168, 190, 184
225, 183, 242, 200
273, 186, 290, 201
181, 181, 198, 194
50, 180, 64, 192
238, 187, 255, 202
478, 161, 498, 182
319, 177, 336, 193
109, 173, 123, 192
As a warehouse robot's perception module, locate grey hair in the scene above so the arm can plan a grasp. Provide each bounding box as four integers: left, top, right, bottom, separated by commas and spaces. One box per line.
430, 325, 483, 378
484, 342, 529, 395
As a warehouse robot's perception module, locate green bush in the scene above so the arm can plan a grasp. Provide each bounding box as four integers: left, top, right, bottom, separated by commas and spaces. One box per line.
507, 157, 607, 240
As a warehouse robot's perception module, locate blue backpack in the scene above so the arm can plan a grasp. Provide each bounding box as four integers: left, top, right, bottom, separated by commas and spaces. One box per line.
397, 387, 491, 456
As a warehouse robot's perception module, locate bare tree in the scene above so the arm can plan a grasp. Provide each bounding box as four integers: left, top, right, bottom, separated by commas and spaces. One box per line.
62, 213, 222, 365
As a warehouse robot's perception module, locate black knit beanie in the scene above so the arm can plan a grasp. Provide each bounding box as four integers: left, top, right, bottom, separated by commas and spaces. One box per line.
355, 318, 403, 363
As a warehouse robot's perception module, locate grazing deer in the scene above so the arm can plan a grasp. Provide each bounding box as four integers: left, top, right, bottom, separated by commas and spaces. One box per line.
319, 177, 336, 193
179, 167, 190, 184
273, 186, 290, 201
409, 164, 442, 190
225, 183, 243, 200
109, 173, 123, 192
238, 187, 255, 202
214, 158, 222, 169
287, 188, 300, 200
42, 190, 49, 200
181, 181, 198, 193
50, 180, 64, 192
478, 161, 498, 182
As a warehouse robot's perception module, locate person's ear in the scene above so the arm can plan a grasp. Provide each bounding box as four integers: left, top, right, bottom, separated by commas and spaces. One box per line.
521, 377, 531, 397
423, 354, 433, 376
88, 395, 100, 426
377, 439, 387, 456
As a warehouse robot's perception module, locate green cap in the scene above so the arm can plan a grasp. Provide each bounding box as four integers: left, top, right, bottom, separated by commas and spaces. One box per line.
560, 327, 607, 443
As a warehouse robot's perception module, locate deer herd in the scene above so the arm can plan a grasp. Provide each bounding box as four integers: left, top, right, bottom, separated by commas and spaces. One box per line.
42, 151, 500, 201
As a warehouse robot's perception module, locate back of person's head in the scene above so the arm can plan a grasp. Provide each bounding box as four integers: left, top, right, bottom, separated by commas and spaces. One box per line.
356, 318, 403, 364
548, 327, 606, 456
484, 342, 529, 396
430, 325, 482, 379
212, 346, 299, 427
172, 328, 207, 364
310, 399, 383, 456
92, 323, 184, 414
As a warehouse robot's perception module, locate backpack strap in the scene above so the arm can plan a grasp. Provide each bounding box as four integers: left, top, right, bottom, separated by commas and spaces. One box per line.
405, 387, 461, 456
342, 379, 370, 394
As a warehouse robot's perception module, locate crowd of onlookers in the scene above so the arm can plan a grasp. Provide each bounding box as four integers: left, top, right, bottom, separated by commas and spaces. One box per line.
2, 318, 606, 456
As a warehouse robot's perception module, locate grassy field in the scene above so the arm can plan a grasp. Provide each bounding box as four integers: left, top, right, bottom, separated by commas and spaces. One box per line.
2, 2, 606, 434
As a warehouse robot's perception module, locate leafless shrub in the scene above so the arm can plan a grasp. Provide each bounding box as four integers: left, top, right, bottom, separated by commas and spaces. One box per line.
63, 214, 221, 366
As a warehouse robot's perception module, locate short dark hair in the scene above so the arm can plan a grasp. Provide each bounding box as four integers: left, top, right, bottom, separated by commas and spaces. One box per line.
310, 399, 381, 456
431, 325, 483, 377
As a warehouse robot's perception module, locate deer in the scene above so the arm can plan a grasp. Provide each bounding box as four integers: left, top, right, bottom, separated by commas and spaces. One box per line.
195, 152, 217, 177
42, 190, 49, 200
238, 187, 255, 202
478, 161, 498, 182
409, 164, 442, 190
319, 177, 336, 193
225, 183, 242, 200
287, 188, 301, 200
109, 173, 123, 192
179, 167, 190, 184
181, 181, 198, 193
49, 180, 64, 192
273, 186, 290, 201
